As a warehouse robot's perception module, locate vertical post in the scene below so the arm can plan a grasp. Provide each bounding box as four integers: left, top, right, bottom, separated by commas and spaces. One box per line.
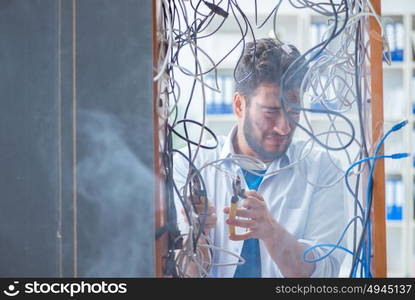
153, 0, 168, 277
369, 0, 387, 277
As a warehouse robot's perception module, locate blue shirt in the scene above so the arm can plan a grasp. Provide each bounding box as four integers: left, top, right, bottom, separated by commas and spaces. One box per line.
233, 169, 267, 278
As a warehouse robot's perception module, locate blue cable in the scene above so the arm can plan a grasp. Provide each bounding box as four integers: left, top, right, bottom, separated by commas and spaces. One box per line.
345, 151, 406, 275
305, 154, 406, 263
354, 120, 408, 277
303, 120, 409, 278
364, 124, 407, 277
304, 243, 363, 264
303, 215, 363, 262
345, 153, 409, 276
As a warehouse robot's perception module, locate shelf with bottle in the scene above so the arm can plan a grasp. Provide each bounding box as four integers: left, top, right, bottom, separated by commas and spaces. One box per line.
383, 174, 405, 222
204, 72, 234, 115
383, 15, 405, 63
309, 15, 329, 59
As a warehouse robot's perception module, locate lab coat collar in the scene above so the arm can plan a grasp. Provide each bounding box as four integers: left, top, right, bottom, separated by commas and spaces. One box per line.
218, 126, 237, 161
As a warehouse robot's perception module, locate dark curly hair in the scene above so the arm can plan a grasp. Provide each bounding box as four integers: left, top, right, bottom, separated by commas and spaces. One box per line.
234, 38, 307, 103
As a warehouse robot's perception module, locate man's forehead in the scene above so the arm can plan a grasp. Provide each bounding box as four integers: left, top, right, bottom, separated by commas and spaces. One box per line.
253, 88, 300, 106
251, 83, 299, 97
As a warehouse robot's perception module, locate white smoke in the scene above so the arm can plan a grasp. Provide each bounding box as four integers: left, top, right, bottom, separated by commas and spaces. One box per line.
77, 110, 154, 277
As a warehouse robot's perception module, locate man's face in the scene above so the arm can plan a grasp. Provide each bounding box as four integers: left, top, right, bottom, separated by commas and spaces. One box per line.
242, 83, 300, 161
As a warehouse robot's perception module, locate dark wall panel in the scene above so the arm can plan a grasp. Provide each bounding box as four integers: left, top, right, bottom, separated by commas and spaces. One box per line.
0, 0, 154, 277
0, 0, 60, 277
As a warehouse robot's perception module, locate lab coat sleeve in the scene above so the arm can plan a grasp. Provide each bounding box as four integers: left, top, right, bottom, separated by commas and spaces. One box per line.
298, 154, 348, 277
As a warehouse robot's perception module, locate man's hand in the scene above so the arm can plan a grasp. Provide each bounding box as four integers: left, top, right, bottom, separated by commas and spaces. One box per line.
194, 200, 217, 233
224, 190, 316, 277
182, 198, 217, 234
178, 198, 217, 277
223, 190, 278, 241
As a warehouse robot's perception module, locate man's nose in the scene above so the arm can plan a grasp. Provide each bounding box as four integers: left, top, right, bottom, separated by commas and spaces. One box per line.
272, 114, 292, 136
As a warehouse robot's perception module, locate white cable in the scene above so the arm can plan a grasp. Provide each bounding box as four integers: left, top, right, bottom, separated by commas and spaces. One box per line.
161, 0, 380, 277
154, 0, 172, 82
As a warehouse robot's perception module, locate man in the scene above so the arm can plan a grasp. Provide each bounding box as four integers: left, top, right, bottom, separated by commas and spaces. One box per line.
173, 38, 346, 277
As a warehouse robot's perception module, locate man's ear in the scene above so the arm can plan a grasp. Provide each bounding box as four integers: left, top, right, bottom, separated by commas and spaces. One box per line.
233, 92, 246, 119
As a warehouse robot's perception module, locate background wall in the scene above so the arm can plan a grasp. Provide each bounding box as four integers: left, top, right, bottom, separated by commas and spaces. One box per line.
0, 0, 154, 277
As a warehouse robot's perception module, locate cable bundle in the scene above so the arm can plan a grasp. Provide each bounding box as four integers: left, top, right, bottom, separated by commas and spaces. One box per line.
154, 0, 408, 278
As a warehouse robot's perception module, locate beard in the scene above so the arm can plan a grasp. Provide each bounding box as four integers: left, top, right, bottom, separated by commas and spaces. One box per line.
243, 113, 293, 161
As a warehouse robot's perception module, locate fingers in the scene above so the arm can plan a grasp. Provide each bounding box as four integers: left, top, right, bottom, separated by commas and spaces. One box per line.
197, 210, 217, 233
244, 190, 264, 201
194, 203, 215, 215
241, 198, 264, 211
199, 213, 217, 228
195, 204, 217, 224
241, 194, 266, 211
223, 206, 258, 219
223, 191, 266, 212
190, 194, 206, 205
229, 231, 255, 241
226, 217, 256, 229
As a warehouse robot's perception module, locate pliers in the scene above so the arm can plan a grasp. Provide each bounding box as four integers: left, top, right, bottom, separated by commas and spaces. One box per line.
229, 175, 246, 235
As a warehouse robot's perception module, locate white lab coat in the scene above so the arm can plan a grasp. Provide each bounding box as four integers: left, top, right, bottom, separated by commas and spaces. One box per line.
173, 126, 347, 277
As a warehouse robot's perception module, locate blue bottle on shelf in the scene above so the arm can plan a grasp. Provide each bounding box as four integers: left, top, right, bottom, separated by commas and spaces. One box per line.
386, 178, 403, 220
393, 22, 404, 62
385, 21, 404, 62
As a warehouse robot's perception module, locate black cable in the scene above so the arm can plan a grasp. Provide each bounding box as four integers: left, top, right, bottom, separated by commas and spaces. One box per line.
288, 0, 347, 16
279, 0, 356, 152
170, 149, 210, 251
203, 0, 229, 18
163, 1, 222, 270
348, 7, 378, 277
159, 0, 376, 278
170, 120, 219, 150
230, 0, 258, 84
254, 0, 283, 30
